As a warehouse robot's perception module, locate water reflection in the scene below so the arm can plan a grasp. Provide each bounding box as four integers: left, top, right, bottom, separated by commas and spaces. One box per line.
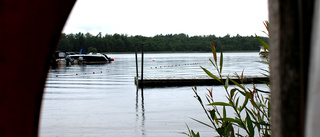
41, 52, 268, 137
136, 87, 145, 136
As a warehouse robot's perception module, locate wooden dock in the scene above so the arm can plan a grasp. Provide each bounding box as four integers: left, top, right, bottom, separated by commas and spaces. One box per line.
135, 76, 269, 87
133, 45, 268, 88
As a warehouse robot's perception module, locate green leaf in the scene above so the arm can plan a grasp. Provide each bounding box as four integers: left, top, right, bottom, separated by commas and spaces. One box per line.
241, 69, 244, 82
217, 117, 242, 126
179, 132, 190, 136
265, 128, 270, 137
259, 103, 266, 108
256, 89, 270, 94
191, 130, 200, 137
200, 66, 221, 83
230, 88, 236, 98
255, 121, 270, 126
268, 101, 271, 118
208, 109, 216, 121
219, 47, 223, 73
246, 109, 258, 122
208, 102, 232, 106
214, 114, 219, 125
230, 79, 246, 91
217, 127, 225, 136
239, 94, 249, 112
185, 124, 192, 136
235, 97, 240, 108
225, 122, 232, 137
185, 124, 200, 137
252, 110, 262, 121
255, 34, 269, 50
261, 73, 270, 78
191, 118, 214, 129
225, 76, 229, 89
223, 106, 226, 120
211, 42, 217, 63
246, 112, 255, 137
209, 58, 217, 69
256, 122, 261, 133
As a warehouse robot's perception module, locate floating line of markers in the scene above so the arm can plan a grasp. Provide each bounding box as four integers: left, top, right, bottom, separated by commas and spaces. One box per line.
51, 71, 104, 77
150, 62, 202, 69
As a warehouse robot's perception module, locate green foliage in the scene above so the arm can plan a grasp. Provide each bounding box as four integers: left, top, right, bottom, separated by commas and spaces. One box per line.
181, 124, 200, 137
88, 46, 97, 53
57, 33, 268, 53
185, 21, 270, 137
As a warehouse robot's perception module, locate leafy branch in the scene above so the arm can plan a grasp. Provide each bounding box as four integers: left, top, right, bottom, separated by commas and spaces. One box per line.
184, 21, 270, 137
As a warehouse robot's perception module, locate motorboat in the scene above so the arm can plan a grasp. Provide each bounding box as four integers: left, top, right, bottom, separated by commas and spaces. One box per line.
52, 51, 68, 66
52, 50, 114, 66
67, 53, 114, 65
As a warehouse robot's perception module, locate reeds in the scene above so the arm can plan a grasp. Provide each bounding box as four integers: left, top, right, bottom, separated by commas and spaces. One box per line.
184, 21, 270, 137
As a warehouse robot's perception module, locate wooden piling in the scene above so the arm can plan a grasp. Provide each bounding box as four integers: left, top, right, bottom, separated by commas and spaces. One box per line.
135, 45, 138, 78
141, 44, 144, 84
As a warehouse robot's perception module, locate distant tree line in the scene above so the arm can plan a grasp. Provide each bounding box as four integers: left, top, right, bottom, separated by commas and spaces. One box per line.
57, 32, 268, 53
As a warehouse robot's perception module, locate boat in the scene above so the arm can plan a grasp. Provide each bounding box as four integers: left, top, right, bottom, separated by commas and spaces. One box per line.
52, 50, 114, 66
51, 51, 68, 66
259, 46, 269, 57
67, 53, 114, 65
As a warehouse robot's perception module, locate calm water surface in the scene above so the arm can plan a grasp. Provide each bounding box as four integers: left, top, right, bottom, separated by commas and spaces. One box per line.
40, 52, 268, 137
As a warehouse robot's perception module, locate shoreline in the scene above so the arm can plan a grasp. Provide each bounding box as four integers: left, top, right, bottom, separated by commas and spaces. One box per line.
103, 50, 259, 54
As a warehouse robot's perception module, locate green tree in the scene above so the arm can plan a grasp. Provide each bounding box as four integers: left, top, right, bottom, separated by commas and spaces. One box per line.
88, 46, 97, 53
57, 32, 268, 53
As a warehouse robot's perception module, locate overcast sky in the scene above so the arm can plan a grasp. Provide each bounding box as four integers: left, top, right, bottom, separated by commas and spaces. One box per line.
62, 0, 269, 37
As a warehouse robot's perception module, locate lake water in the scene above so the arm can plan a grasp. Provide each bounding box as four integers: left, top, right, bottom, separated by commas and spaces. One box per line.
40, 52, 268, 137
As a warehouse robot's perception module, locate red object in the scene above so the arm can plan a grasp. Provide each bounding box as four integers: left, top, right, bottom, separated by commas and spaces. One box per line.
0, 1, 76, 137
111, 58, 114, 61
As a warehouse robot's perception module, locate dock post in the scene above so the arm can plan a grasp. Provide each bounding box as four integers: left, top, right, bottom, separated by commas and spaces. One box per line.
141, 44, 144, 86
135, 45, 138, 78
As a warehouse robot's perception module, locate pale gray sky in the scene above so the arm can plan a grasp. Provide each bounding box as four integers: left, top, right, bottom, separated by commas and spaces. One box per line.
62, 0, 269, 37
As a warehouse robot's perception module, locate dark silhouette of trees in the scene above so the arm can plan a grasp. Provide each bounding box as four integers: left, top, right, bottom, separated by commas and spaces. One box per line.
57, 32, 268, 53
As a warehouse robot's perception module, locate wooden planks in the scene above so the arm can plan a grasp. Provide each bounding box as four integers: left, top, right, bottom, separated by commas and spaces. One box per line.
135, 76, 269, 87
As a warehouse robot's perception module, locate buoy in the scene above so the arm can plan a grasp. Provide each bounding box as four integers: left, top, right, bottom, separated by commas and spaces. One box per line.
76, 73, 78, 75
152, 60, 155, 62
56, 75, 58, 77
101, 71, 102, 73
93, 72, 95, 74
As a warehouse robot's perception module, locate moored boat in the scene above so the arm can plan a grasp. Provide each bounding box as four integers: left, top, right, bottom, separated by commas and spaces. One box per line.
52, 51, 68, 66
67, 53, 114, 65
52, 50, 114, 66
